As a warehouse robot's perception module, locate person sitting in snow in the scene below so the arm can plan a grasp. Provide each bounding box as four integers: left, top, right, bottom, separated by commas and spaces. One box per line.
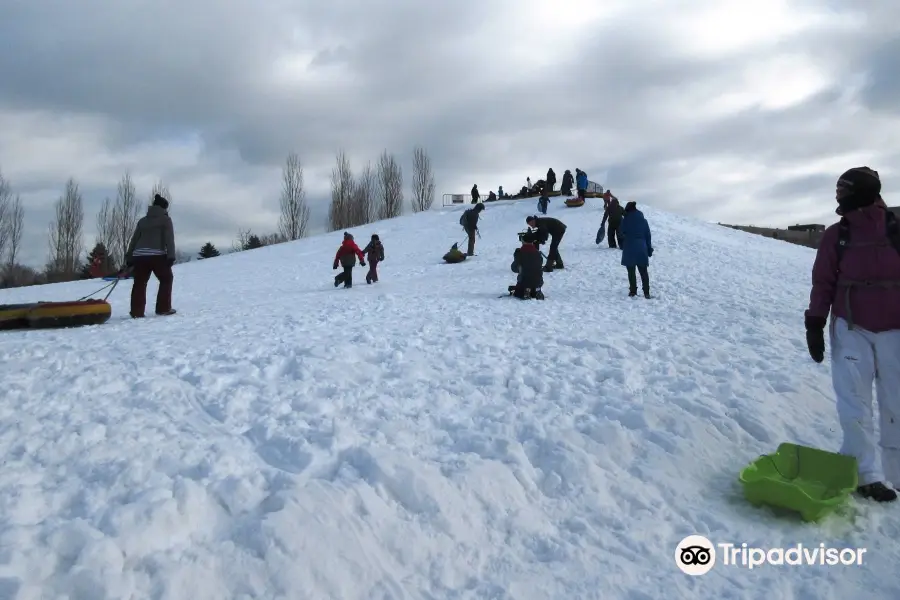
333, 232, 365, 288
362, 234, 384, 284
509, 229, 544, 299
805, 166, 900, 503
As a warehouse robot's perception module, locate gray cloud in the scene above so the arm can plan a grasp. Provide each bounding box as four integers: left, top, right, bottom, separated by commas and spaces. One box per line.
2, 0, 900, 267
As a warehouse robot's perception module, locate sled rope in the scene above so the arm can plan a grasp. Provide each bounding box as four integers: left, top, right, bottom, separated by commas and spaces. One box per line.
77, 278, 120, 302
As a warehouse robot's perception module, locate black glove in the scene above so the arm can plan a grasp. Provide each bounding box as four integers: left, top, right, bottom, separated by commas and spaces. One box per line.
168, 257, 175, 267
360, 261, 366, 267
805, 315, 826, 363
333, 264, 338, 270
648, 248, 653, 257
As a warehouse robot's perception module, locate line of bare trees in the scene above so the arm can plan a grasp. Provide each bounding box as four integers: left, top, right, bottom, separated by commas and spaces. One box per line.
327, 145, 434, 231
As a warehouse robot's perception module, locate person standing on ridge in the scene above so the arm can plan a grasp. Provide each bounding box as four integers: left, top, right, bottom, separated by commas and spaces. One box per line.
560, 170, 574, 196
618, 201, 652, 298
546, 168, 556, 193
804, 166, 900, 503
125, 193, 177, 318
460, 203, 484, 256
471, 184, 480, 204
526, 215, 567, 271
575, 169, 588, 202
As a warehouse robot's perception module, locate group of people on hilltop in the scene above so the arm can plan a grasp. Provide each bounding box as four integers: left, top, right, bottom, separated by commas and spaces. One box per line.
458, 188, 654, 299
473, 167, 592, 204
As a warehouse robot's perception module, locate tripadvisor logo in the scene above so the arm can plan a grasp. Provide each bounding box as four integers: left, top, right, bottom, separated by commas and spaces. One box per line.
675, 535, 867, 574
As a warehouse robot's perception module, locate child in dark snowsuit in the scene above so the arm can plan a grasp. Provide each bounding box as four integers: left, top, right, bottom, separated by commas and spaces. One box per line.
537, 194, 549, 214
333, 232, 366, 288
362, 234, 385, 284
509, 230, 545, 299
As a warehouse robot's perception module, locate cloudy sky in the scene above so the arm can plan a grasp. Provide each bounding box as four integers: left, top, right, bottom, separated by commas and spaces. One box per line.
1, 0, 899, 267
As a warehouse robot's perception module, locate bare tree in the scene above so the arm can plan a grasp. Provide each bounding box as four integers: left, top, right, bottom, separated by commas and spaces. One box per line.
411, 145, 436, 213
0, 170, 11, 261
47, 177, 85, 278
328, 150, 354, 231
350, 161, 376, 226
150, 179, 171, 205
5, 195, 23, 269
111, 172, 142, 265
377, 150, 404, 220
278, 152, 311, 240
95, 197, 118, 271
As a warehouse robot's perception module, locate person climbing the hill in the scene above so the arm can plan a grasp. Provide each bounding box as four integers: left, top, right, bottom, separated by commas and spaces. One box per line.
619, 201, 653, 298
602, 189, 618, 212
538, 193, 550, 214
601, 195, 625, 248
508, 229, 544, 299
460, 203, 484, 256
560, 169, 574, 196
576, 169, 588, 201
526, 215, 566, 271
333, 232, 366, 288
804, 166, 900, 503
125, 193, 177, 318
471, 184, 480, 204
546, 168, 556, 193
362, 233, 385, 284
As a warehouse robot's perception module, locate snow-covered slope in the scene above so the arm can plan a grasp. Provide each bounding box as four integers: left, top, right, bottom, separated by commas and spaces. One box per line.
1, 197, 898, 599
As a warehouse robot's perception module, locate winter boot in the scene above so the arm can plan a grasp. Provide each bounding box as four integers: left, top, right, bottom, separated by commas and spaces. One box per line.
857, 482, 898, 502
334, 275, 341, 287
156, 309, 177, 316
643, 291, 651, 299
629, 290, 637, 297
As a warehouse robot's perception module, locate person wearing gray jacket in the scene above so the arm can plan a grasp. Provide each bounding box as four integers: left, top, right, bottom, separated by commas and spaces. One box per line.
125, 194, 177, 317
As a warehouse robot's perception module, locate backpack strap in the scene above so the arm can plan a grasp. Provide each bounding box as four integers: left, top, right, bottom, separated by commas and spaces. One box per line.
835, 216, 850, 275
885, 210, 900, 256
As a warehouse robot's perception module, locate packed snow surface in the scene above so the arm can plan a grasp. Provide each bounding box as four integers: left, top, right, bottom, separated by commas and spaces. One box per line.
1, 197, 899, 600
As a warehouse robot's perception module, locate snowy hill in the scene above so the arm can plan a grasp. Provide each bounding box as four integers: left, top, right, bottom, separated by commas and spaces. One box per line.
1, 197, 899, 599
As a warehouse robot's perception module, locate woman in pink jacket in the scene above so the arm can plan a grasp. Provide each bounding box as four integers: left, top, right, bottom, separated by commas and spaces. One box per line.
805, 166, 900, 503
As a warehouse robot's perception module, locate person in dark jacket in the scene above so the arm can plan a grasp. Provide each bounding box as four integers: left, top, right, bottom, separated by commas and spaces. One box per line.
471, 184, 480, 204
509, 229, 544, 299
619, 201, 653, 298
526, 215, 567, 271
333, 232, 366, 288
601, 196, 625, 248
546, 168, 556, 192
126, 194, 177, 318
805, 166, 900, 502
460, 203, 484, 255
362, 234, 384, 284
560, 170, 574, 196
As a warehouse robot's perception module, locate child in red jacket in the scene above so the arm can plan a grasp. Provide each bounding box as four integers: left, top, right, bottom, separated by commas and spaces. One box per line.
333, 232, 366, 288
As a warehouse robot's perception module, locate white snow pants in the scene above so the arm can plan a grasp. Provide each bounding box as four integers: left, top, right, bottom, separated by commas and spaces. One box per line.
830, 317, 900, 486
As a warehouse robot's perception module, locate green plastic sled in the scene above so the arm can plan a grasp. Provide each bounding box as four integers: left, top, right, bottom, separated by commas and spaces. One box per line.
739, 442, 858, 522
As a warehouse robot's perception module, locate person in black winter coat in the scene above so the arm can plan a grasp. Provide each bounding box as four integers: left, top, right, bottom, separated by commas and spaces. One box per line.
509, 229, 544, 299
560, 170, 574, 196
460, 203, 484, 255
471, 184, 480, 204
526, 215, 567, 271
546, 168, 556, 192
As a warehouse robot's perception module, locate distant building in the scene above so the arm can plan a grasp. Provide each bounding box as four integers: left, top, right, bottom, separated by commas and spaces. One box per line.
787, 224, 825, 232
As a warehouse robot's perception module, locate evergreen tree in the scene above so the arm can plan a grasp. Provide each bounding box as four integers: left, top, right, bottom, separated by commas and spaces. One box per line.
198, 242, 220, 259
245, 234, 263, 250
80, 242, 112, 278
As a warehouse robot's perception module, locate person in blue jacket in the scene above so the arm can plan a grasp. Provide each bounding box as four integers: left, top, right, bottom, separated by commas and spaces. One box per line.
575, 169, 588, 201
619, 201, 653, 298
